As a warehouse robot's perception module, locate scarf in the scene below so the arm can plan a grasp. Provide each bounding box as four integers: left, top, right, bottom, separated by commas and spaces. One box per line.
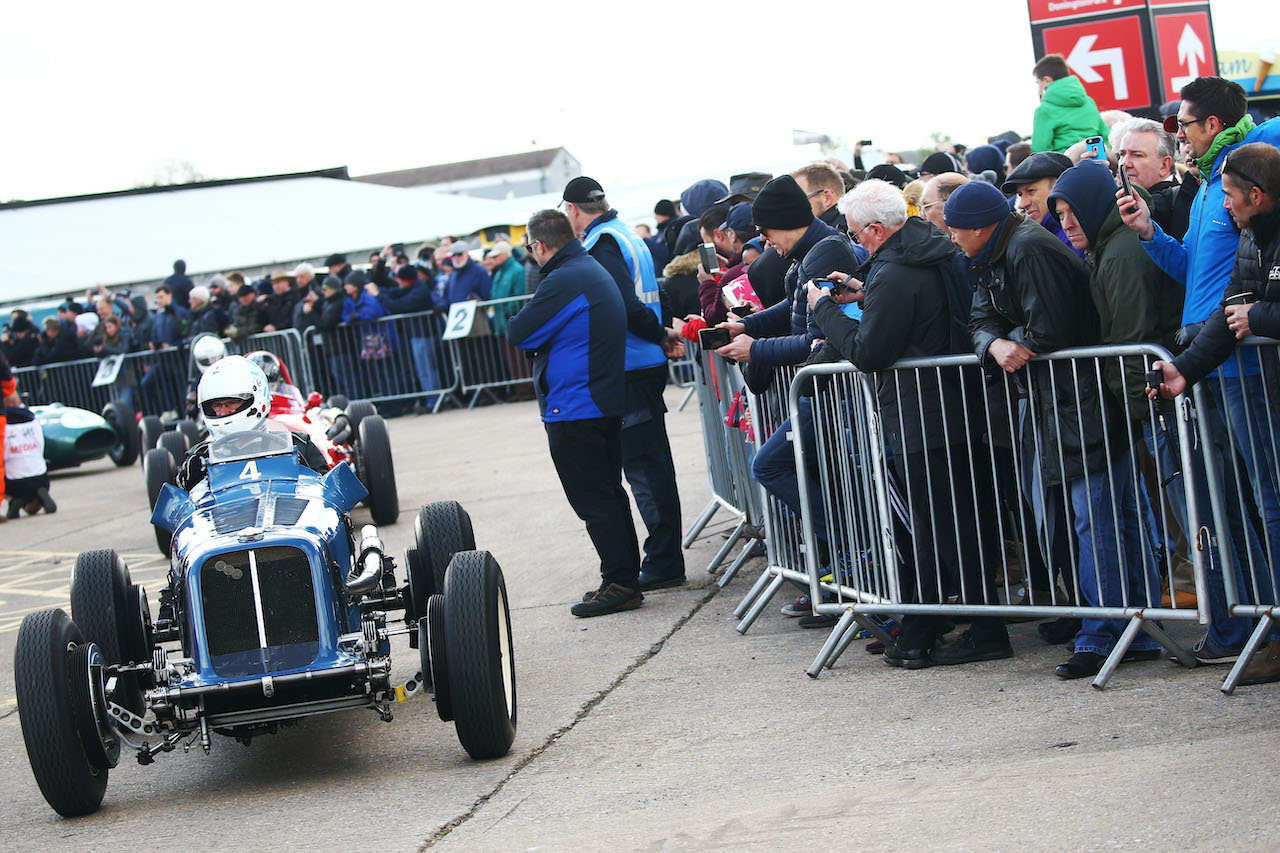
1198, 114, 1257, 175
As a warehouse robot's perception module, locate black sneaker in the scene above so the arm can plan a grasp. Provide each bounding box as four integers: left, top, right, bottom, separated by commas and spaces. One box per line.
637, 571, 686, 592
6, 498, 20, 519
798, 612, 839, 629
570, 583, 642, 617
883, 641, 933, 669
932, 629, 1014, 666
581, 582, 608, 603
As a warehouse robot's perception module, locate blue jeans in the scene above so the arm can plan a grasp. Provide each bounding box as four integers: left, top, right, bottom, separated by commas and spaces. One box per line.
1068, 459, 1163, 657
751, 396, 827, 544
410, 336, 442, 400
1142, 403, 1264, 649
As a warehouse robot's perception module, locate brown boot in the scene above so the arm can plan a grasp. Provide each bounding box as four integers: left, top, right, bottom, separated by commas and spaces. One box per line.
1237, 639, 1280, 686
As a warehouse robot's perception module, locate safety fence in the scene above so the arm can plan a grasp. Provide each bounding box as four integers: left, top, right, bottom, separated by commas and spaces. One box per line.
1197, 339, 1280, 693
680, 340, 1280, 690
12, 329, 313, 419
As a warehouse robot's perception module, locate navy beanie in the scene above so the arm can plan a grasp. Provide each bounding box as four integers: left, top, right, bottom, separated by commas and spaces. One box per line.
944, 181, 1011, 229
965, 144, 1004, 176
751, 175, 814, 231
1046, 160, 1119, 248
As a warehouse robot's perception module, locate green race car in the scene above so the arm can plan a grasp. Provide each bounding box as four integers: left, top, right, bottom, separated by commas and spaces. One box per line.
32, 401, 139, 470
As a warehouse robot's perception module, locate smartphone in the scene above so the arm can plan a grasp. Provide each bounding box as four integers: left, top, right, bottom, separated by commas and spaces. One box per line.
813, 277, 843, 293
1146, 368, 1164, 392
1084, 136, 1105, 161
1118, 163, 1137, 214
733, 303, 756, 317
699, 242, 720, 275
1225, 292, 1256, 306
859, 139, 874, 146
698, 327, 731, 349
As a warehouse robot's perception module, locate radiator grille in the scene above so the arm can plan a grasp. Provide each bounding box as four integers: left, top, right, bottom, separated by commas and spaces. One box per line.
200, 545, 319, 677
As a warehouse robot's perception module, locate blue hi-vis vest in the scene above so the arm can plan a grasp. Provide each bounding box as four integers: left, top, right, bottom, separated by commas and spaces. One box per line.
582, 215, 667, 371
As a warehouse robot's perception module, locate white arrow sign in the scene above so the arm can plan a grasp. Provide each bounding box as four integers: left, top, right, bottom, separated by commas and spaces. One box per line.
1171, 24, 1206, 92
1067, 34, 1130, 101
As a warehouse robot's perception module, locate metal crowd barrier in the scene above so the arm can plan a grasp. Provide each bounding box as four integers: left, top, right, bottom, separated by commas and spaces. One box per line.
680, 346, 766, 581
667, 347, 697, 411
224, 328, 315, 397
1195, 338, 1280, 693
14, 346, 189, 418
302, 309, 460, 413
443, 295, 536, 409
769, 344, 1211, 688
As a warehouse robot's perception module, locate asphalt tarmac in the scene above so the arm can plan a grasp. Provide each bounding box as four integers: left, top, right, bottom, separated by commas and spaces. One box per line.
0, 387, 1275, 851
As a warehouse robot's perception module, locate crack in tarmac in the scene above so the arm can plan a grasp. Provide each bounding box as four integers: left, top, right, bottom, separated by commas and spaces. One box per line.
418, 582, 723, 850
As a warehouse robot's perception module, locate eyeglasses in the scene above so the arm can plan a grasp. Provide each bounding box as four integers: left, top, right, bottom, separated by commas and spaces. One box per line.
523, 238, 539, 254
850, 222, 878, 245
805, 189, 826, 200
1164, 114, 1208, 134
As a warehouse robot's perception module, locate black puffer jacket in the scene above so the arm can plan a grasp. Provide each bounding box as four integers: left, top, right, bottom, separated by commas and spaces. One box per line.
969, 211, 1106, 486
740, 219, 838, 368
1174, 202, 1280, 385
812, 217, 962, 455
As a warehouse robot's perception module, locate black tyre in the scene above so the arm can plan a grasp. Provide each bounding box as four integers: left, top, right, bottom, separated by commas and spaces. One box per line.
425, 594, 451, 720
414, 501, 475, 605
14, 608, 109, 816
139, 415, 164, 452
358, 415, 399, 525
346, 400, 377, 432
158, 428, 189, 462
143, 448, 176, 555
327, 394, 349, 411
69, 550, 147, 715
103, 400, 139, 467
403, 546, 429, 623
176, 419, 202, 448
443, 550, 517, 760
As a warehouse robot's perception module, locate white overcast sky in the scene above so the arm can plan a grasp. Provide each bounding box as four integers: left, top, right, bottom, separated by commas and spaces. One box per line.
0, 0, 1261, 202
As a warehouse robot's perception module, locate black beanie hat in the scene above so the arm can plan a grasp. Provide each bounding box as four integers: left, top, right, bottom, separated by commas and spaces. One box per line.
921, 151, 962, 176
750, 175, 814, 231
867, 163, 909, 189
654, 199, 677, 218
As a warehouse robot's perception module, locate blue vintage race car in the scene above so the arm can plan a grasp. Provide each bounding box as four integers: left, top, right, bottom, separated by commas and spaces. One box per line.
13, 420, 516, 817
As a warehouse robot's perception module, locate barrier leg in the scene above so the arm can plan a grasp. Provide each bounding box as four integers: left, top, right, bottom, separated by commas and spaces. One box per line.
1220, 612, 1277, 695
808, 609, 858, 677
733, 566, 774, 619
678, 386, 696, 412
707, 518, 747, 575
1092, 616, 1144, 690
1138, 618, 1195, 668
716, 539, 758, 589
736, 572, 785, 635
683, 499, 721, 549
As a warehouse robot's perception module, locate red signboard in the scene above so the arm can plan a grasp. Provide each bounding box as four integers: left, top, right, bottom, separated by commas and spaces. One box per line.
1041, 15, 1153, 111
1153, 11, 1216, 102
1028, 0, 1145, 25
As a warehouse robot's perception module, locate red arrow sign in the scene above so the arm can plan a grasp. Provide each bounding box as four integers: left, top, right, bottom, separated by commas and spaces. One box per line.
1154, 11, 1217, 102
1042, 16, 1153, 111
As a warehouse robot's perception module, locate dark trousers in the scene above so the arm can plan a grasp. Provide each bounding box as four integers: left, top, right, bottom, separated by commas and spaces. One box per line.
546, 417, 640, 587
621, 367, 685, 579
897, 447, 1006, 650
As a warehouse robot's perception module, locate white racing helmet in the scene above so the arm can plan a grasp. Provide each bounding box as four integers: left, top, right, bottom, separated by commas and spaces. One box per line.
191, 334, 228, 374
197, 355, 270, 439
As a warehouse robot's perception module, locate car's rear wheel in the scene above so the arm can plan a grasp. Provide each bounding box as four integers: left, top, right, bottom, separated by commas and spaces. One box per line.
14, 609, 110, 817
158, 429, 189, 463
425, 593, 451, 718
143, 448, 176, 555
327, 394, 349, 411
139, 415, 164, 452
414, 501, 475, 603
443, 550, 517, 760
177, 420, 202, 449
346, 400, 376, 433
69, 550, 147, 715
103, 400, 139, 467
358, 415, 399, 525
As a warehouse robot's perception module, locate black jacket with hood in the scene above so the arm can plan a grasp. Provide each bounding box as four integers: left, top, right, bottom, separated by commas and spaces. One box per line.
812, 216, 963, 455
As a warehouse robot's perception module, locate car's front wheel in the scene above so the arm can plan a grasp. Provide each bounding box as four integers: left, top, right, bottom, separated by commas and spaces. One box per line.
14, 609, 110, 817
103, 400, 139, 467
443, 550, 516, 760
358, 415, 399, 525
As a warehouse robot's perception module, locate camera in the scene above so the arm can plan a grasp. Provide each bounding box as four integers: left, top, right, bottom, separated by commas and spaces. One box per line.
698, 327, 731, 349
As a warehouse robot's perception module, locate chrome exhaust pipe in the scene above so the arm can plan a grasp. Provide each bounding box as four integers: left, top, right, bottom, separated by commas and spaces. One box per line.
347, 525, 384, 595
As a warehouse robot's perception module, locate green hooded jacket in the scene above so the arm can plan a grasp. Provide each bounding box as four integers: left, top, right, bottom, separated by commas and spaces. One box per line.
1031, 75, 1110, 154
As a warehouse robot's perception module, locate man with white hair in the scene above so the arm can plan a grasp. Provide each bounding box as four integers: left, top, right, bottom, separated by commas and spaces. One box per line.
186, 285, 224, 338
806, 179, 1011, 668
1112, 117, 1197, 240
291, 262, 316, 294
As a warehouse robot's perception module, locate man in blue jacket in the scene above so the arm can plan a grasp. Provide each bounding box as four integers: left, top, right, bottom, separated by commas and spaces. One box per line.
508, 209, 641, 618
443, 242, 492, 306
1121, 76, 1280, 661
562, 177, 687, 591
